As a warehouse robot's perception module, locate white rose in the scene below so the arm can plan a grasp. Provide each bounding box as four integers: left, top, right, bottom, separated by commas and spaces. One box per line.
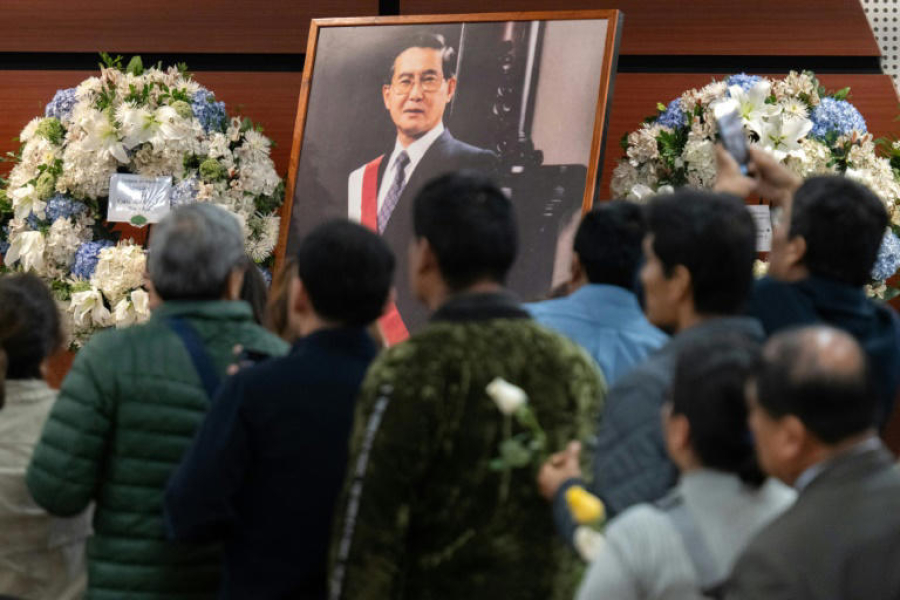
573, 526, 606, 562
486, 377, 528, 416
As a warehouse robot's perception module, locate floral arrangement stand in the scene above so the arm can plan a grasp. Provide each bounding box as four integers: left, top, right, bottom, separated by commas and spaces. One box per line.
0, 54, 285, 347
611, 71, 900, 299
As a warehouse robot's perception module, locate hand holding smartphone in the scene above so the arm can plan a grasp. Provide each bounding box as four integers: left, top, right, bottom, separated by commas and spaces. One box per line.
714, 100, 750, 175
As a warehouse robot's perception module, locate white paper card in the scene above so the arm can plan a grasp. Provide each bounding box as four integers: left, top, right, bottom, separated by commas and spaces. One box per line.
747, 205, 772, 252
107, 174, 173, 226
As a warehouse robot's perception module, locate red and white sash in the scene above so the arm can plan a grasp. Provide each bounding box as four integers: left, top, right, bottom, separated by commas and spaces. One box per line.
348, 156, 410, 346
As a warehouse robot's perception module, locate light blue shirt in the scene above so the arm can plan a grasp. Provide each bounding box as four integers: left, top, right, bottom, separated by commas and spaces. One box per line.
526, 284, 668, 385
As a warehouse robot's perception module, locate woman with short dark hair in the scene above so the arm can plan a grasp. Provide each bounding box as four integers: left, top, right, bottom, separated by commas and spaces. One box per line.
0, 273, 90, 599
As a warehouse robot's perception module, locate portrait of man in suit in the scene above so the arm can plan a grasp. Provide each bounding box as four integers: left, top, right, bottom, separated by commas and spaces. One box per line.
283, 17, 618, 344
346, 33, 497, 339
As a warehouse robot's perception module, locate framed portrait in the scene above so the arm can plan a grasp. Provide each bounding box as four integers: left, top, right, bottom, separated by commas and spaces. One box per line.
277, 10, 622, 339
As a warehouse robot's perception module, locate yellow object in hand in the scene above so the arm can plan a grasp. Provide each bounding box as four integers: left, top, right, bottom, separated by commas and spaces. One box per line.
566, 485, 606, 525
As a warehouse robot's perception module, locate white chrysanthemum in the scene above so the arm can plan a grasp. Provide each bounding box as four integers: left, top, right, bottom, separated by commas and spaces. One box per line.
70, 287, 111, 329
238, 129, 271, 161
113, 289, 151, 329
4, 231, 46, 273
8, 138, 60, 190
781, 97, 809, 120
682, 136, 717, 188
245, 213, 280, 262
90, 242, 146, 306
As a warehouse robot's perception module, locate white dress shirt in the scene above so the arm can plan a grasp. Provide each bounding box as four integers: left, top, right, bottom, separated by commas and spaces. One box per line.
376, 122, 445, 211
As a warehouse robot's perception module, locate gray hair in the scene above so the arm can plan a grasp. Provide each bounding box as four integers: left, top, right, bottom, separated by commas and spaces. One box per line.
148, 203, 245, 301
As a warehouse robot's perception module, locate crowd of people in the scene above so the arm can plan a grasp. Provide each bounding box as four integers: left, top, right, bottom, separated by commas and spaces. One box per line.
1, 140, 900, 600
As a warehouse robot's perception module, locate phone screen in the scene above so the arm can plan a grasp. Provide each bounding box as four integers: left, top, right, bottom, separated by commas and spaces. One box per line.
715, 104, 749, 174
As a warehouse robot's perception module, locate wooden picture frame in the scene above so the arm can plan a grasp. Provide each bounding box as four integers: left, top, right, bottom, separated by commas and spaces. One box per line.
276, 10, 622, 337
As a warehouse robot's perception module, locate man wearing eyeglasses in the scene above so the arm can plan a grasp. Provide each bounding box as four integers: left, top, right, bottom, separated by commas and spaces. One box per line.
347, 32, 498, 342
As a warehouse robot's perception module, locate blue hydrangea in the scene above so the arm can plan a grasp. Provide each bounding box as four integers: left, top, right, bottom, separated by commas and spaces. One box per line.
257, 265, 272, 287
25, 214, 48, 229
726, 73, 762, 92
71, 240, 115, 280
810, 97, 867, 140
191, 89, 228, 133
656, 98, 686, 129
170, 176, 199, 207
0, 225, 9, 255
871, 231, 900, 281
45, 194, 88, 223
44, 87, 79, 122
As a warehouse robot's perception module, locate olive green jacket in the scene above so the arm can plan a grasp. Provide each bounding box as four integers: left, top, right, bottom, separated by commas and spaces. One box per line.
331, 294, 606, 600
26, 301, 288, 600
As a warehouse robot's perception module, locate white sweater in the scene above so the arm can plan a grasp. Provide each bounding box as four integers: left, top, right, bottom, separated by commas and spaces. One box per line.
576, 469, 796, 600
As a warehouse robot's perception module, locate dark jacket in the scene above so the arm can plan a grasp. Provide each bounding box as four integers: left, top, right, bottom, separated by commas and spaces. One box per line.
379, 130, 498, 333
25, 301, 288, 600
747, 276, 900, 424
726, 441, 900, 600
165, 327, 379, 600
552, 316, 765, 547
330, 293, 606, 600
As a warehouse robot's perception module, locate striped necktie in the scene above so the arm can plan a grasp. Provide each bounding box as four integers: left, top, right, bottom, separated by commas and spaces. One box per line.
378, 151, 410, 234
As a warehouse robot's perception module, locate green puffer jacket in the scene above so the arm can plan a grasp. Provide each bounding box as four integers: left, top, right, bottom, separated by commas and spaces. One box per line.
331, 312, 606, 600
26, 301, 289, 600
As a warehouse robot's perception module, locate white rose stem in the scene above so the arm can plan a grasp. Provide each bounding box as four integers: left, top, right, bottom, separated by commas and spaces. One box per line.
500, 415, 511, 503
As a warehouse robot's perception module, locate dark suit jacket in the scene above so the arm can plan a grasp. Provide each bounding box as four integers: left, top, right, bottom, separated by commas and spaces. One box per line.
377, 129, 498, 333
726, 442, 900, 600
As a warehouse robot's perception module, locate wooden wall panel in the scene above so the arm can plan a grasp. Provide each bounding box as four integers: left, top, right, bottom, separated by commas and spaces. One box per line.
0, 0, 377, 54
0, 71, 302, 179
598, 73, 900, 200
399, 0, 879, 57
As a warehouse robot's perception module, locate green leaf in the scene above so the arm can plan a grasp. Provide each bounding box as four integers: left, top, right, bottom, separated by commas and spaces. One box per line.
126, 55, 144, 77
657, 102, 667, 112
98, 52, 124, 71
831, 87, 851, 101
130, 215, 148, 227
498, 438, 533, 468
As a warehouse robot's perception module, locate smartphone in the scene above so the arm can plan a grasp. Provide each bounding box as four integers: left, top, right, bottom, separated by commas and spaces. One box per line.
714, 102, 750, 175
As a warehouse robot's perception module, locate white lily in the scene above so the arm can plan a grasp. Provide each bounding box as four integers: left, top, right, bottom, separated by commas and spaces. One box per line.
117, 104, 158, 149
486, 377, 528, 416
758, 115, 813, 161
112, 289, 151, 329
4, 231, 45, 273
728, 81, 780, 136
71, 287, 111, 328
10, 184, 47, 221
80, 109, 128, 163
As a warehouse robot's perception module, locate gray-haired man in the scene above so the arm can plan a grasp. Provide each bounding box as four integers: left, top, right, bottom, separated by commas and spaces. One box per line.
27, 203, 288, 600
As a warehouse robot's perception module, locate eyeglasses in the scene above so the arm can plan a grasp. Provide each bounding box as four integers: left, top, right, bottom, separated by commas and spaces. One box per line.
390, 74, 444, 95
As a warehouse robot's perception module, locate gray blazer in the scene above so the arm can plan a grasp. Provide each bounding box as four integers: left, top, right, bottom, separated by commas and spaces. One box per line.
726, 442, 900, 600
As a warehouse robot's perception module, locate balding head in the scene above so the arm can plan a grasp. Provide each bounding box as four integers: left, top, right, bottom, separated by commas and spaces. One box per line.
755, 325, 877, 444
